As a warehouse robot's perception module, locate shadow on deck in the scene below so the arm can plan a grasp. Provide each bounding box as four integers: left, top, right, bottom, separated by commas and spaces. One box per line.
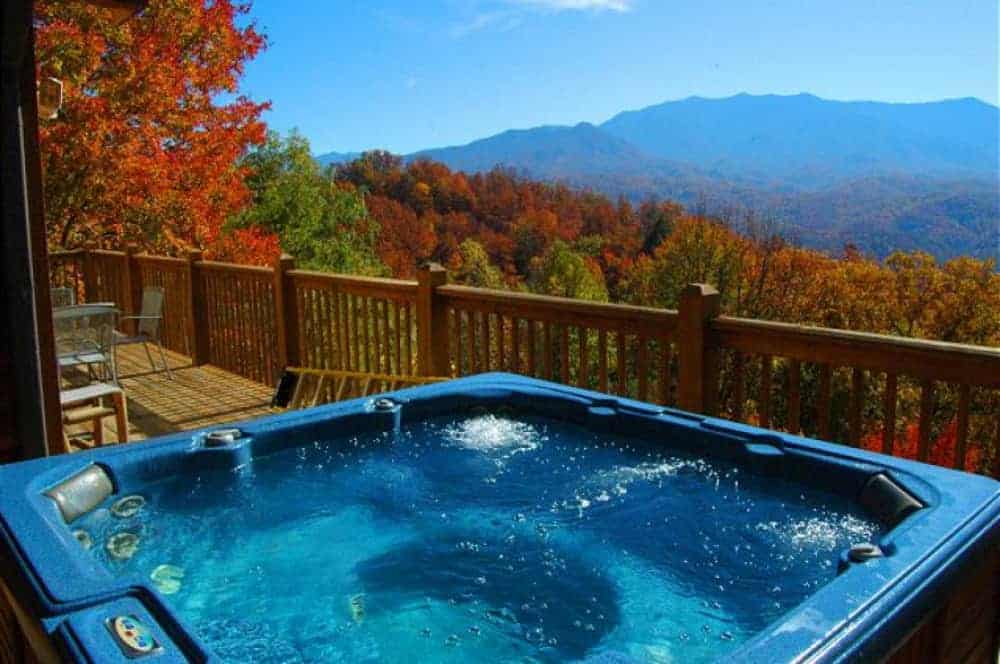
65, 344, 274, 451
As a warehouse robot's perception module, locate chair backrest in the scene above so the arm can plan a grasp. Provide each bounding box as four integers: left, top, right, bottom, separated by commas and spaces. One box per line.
51, 286, 76, 308
138, 287, 165, 337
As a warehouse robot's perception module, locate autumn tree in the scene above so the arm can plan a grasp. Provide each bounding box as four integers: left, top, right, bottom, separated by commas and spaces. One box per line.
36, 0, 270, 256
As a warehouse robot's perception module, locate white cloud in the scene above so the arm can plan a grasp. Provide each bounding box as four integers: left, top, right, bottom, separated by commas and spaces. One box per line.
451, 0, 630, 38
451, 9, 524, 38
508, 0, 631, 11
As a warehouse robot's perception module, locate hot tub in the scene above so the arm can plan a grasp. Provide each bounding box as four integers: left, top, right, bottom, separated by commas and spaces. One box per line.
1, 374, 997, 663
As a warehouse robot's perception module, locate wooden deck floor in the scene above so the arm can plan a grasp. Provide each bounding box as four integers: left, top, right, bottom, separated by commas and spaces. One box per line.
64, 344, 274, 451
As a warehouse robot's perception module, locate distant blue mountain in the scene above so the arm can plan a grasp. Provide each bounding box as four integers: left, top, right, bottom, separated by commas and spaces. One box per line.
410, 122, 661, 176
315, 151, 361, 168
600, 93, 998, 187
314, 93, 999, 261
318, 94, 999, 187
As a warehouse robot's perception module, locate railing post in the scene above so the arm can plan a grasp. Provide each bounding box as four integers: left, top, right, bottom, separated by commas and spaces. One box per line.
416, 262, 449, 377
273, 254, 299, 371
186, 250, 209, 364
81, 241, 96, 301
122, 244, 141, 334
677, 283, 721, 415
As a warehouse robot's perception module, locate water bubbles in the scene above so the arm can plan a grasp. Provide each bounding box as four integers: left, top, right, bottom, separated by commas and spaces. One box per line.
445, 634, 460, 647
485, 607, 518, 625
756, 514, 879, 550
474, 576, 487, 585
443, 415, 543, 460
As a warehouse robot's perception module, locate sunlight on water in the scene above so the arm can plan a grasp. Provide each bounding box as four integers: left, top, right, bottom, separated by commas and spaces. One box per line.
75, 411, 882, 663
757, 514, 879, 549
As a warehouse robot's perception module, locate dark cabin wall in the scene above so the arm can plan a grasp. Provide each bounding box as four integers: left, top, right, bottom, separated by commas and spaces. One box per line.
1, 0, 63, 462
0, 334, 15, 463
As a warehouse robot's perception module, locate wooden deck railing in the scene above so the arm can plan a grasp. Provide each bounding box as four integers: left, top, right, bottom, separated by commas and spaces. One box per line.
437, 283, 679, 404
49, 250, 1000, 477
711, 317, 999, 472
287, 268, 418, 377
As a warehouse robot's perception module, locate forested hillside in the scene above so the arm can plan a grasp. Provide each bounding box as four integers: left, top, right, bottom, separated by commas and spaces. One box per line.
333, 94, 1000, 262
231, 135, 1000, 352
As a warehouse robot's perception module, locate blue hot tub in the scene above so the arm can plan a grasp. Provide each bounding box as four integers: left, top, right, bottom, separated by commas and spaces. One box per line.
0, 374, 997, 663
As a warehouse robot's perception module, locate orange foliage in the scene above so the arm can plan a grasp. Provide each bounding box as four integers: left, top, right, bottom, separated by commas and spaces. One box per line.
208, 227, 281, 266
36, 0, 274, 259
367, 196, 437, 278
333, 155, 643, 286
860, 421, 982, 473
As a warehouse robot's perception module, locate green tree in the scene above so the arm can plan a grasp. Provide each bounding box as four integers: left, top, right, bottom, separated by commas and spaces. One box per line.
527, 241, 608, 301
621, 216, 745, 310
232, 131, 384, 274
453, 240, 505, 289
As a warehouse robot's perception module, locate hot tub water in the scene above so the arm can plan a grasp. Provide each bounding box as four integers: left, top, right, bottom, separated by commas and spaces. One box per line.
74, 412, 880, 663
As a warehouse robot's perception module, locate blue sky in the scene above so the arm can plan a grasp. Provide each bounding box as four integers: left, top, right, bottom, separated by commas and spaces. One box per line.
237, 1, 999, 155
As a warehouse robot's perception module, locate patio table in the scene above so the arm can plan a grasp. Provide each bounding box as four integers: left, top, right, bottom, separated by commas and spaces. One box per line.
54, 303, 120, 384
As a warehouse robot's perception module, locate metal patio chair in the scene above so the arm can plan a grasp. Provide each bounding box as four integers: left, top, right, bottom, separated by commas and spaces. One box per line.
54, 304, 119, 385
113, 286, 173, 378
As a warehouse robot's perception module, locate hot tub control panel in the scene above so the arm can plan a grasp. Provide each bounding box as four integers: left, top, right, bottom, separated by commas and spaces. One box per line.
108, 615, 159, 658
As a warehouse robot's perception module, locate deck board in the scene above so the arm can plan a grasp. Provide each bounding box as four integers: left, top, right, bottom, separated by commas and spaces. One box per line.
63, 344, 273, 451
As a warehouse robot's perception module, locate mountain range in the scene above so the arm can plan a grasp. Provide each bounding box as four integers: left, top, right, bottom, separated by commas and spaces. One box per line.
317, 93, 999, 262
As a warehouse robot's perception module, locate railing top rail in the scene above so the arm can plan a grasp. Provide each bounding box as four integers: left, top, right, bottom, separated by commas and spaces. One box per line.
49, 249, 85, 259
195, 260, 273, 277
713, 316, 1000, 387
89, 249, 126, 258
135, 254, 188, 268
288, 269, 418, 299
438, 284, 679, 336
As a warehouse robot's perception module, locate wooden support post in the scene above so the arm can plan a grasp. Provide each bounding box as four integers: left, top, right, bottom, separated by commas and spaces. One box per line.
186, 250, 208, 364
274, 254, 299, 373
81, 241, 96, 301
416, 262, 448, 377
677, 283, 721, 415
122, 244, 140, 334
